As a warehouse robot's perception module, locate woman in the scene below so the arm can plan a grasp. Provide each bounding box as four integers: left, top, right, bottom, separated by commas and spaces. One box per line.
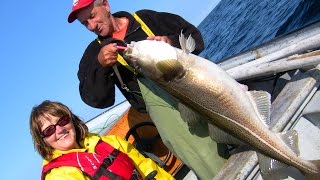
30, 100, 174, 180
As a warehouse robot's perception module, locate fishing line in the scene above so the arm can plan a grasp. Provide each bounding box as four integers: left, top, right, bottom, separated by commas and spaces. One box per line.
90, 113, 121, 134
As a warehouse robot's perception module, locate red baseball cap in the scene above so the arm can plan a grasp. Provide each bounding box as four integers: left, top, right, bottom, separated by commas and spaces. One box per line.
68, 0, 94, 23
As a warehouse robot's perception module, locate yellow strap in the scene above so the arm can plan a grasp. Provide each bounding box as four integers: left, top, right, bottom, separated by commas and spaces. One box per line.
96, 12, 154, 74
117, 54, 137, 74
133, 13, 155, 37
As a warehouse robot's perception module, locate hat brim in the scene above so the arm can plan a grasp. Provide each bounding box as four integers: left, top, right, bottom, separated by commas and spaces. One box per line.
67, 0, 93, 23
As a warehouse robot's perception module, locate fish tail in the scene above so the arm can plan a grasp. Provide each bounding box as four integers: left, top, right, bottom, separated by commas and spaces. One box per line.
258, 130, 300, 179
278, 130, 300, 155
279, 130, 320, 179
304, 160, 320, 180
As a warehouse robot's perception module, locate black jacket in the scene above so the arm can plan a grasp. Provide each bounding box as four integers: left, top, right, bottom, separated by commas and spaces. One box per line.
78, 10, 204, 113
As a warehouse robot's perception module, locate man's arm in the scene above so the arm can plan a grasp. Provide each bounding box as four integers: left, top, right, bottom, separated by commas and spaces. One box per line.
78, 40, 116, 108
136, 10, 204, 55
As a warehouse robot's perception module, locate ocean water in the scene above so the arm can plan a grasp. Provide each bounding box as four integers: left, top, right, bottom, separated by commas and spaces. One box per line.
198, 0, 320, 63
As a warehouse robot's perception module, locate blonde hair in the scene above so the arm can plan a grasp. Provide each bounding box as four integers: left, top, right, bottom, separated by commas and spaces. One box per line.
29, 100, 89, 160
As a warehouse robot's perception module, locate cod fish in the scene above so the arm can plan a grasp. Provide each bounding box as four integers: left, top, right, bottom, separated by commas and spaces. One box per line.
123, 38, 320, 179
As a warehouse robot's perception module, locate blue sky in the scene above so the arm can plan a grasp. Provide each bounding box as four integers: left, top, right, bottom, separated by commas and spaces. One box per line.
0, 0, 219, 179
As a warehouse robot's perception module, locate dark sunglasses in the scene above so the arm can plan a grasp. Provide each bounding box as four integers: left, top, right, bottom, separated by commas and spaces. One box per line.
41, 116, 71, 138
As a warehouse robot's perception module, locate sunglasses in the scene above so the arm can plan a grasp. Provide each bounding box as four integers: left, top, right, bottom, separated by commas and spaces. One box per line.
41, 116, 71, 138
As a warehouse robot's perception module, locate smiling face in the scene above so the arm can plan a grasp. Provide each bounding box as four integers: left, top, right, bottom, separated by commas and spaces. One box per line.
76, 2, 114, 36
39, 114, 79, 151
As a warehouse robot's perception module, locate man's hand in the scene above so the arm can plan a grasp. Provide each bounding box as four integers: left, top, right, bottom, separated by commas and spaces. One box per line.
97, 43, 118, 67
147, 36, 172, 45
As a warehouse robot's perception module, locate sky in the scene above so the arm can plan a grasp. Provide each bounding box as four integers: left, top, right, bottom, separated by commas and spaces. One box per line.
0, 0, 220, 179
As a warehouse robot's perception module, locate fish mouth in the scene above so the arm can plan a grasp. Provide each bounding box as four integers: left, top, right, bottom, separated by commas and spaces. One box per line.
122, 47, 141, 72
123, 43, 140, 64
123, 47, 133, 58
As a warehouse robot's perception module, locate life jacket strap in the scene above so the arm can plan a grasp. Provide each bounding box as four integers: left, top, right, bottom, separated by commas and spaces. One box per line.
92, 149, 122, 180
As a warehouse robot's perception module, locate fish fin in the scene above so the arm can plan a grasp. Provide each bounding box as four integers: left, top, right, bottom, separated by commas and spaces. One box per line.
257, 152, 289, 175
179, 30, 187, 52
178, 102, 202, 129
178, 30, 195, 54
186, 35, 196, 53
257, 153, 305, 180
258, 130, 302, 179
246, 90, 271, 127
156, 59, 185, 81
208, 123, 245, 145
278, 130, 300, 155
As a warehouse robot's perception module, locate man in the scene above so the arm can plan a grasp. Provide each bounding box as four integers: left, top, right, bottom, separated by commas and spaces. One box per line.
68, 0, 204, 112
68, 0, 226, 179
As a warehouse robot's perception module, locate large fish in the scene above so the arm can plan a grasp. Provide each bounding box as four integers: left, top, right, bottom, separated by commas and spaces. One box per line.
123, 37, 320, 179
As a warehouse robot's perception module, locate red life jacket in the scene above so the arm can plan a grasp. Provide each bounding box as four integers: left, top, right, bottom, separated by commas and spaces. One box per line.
41, 140, 140, 180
